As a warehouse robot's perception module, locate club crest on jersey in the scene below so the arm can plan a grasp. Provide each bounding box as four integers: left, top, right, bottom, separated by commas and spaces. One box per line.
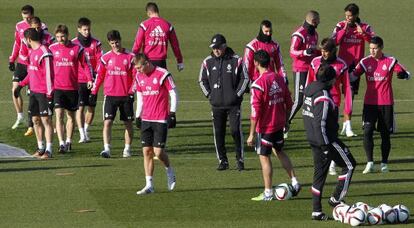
140, 80, 145, 85
226, 64, 232, 72
368, 66, 372, 72
153, 78, 158, 84
70, 50, 74, 56
55, 51, 60, 57
382, 64, 387, 71
108, 60, 113, 65
123, 59, 128, 65
34, 55, 39, 61
90, 44, 94, 49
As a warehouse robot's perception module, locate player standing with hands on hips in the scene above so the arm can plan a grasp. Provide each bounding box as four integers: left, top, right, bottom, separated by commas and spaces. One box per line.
132, 53, 177, 195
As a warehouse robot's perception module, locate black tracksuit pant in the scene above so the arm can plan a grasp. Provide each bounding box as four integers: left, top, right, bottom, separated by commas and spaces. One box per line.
211, 106, 244, 163
311, 139, 356, 212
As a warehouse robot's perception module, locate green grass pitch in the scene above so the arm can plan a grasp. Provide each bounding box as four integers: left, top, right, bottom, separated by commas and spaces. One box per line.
0, 0, 413, 227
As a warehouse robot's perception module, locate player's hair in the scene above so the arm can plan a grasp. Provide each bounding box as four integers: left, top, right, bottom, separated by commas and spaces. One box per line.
254, 50, 270, 68
24, 28, 41, 41
146, 2, 159, 13
370, 36, 384, 48
316, 64, 336, 82
134, 53, 150, 65
55, 24, 69, 35
320, 38, 337, 53
29, 16, 41, 25
21, 5, 34, 15
107, 30, 121, 41
260, 20, 272, 28
344, 3, 359, 15
306, 10, 319, 18
78, 17, 91, 28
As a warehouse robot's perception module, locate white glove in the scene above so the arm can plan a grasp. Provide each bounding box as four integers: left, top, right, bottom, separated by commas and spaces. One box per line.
177, 63, 184, 72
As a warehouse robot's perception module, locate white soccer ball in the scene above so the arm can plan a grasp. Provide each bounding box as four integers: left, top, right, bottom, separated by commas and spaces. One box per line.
333, 204, 350, 223
352, 202, 370, 213
346, 207, 366, 226
393, 204, 410, 223
378, 204, 397, 224
367, 208, 384, 225
274, 183, 292, 201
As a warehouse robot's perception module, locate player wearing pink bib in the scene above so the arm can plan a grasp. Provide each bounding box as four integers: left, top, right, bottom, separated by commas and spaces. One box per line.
14, 28, 54, 159
50, 24, 93, 154
332, 3, 375, 135
351, 36, 410, 174
132, 53, 177, 195
243, 20, 287, 83
132, 2, 183, 71
247, 50, 301, 201
72, 17, 103, 143
90, 30, 135, 158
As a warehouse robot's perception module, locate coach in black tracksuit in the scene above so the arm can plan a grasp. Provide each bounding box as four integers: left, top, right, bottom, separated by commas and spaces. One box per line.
199, 34, 249, 171
302, 64, 356, 220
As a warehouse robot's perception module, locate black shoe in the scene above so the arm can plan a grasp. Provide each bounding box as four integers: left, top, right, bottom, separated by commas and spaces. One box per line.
236, 161, 244, 171
291, 184, 302, 197
65, 142, 72, 152
58, 145, 67, 154
217, 161, 229, 171
312, 212, 329, 221
328, 196, 345, 207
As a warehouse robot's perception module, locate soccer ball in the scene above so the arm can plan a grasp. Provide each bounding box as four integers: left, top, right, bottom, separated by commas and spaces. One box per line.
393, 204, 410, 223
274, 183, 293, 200
333, 204, 350, 222
367, 208, 384, 225
346, 207, 366, 226
378, 204, 396, 224
352, 202, 370, 213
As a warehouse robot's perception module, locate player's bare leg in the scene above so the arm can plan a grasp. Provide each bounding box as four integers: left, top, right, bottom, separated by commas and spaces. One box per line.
100, 119, 112, 158
55, 108, 66, 153
65, 111, 75, 151
137, 147, 156, 194
11, 82, 24, 129
122, 121, 133, 157
76, 106, 86, 143
154, 147, 176, 191
40, 116, 53, 159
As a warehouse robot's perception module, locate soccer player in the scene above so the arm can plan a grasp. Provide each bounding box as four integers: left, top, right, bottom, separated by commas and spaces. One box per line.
306, 38, 353, 176
132, 53, 177, 195
351, 36, 410, 173
9, 5, 47, 132
14, 28, 54, 159
72, 17, 103, 143
332, 3, 375, 136
49, 24, 93, 153
90, 30, 135, 158
247, 50, 300, 201
243, 20, 287, 83
302, 64, 356, 220
288, 11, 320, 127
199, 34, 249, 171
132, 2, 183, 71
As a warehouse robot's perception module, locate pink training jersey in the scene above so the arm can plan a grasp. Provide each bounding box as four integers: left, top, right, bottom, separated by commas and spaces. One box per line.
72, 37, 103, 83
92, 49, 135, 96
49, 41, 92, 90
250, 71, 293, 134
353, 55, 407, 105
306, 56, 352, 115
132, 17, 183, 64
19, 45, 54, 96
19, 29, 54, 65
9, 20, 47, 64
290, 25, 320, 72
132, 66, 175, 122
332, 20, 374, 66
243, 38, 287, 82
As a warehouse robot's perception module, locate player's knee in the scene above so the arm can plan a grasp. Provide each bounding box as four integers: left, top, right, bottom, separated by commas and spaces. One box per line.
33, 117, 41, 126
363, 122, 375, 134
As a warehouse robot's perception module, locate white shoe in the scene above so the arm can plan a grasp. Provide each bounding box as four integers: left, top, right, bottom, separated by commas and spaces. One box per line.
78, 138, 87, 143
11, 118, 24, 129
340, 124, 347, 135
381, 163, 389, 173
283, 132, 288, 139
136, 186, 154, 195
85, 131, 90, 142
167, 170, 176, 191
100, 150, 111, 158
122, 149, 131, 158
362, 162, 374, 174
329, 166, 337, 176
346, 130, 357, 137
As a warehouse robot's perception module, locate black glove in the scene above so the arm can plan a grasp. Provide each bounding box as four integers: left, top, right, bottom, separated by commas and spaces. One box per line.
135, 117, 142, 129
9, 62, 15, 72
13, 85, 22, 98
89, 94, 97, 106
168, 112, 176, 128
304, 48, 314, 56
397, 71, 410, 80
348, 62, 356, 74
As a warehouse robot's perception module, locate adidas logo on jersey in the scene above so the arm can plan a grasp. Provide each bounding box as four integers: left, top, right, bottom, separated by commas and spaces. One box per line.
149, 26, 165, 37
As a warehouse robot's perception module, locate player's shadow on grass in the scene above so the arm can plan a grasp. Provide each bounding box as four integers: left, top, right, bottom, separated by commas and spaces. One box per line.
0, 164, 110, 173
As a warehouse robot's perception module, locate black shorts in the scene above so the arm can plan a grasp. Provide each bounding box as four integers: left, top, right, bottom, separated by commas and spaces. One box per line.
363, 104, 395, 133
28, 93, 53, 117
78, 83, 94, 107
149, 59, 167, 69
103, 96, 134, 121
12, 63, 28, 82
255, 130, 284, 156
54, 89, 79, 111
141, 121, 168, 148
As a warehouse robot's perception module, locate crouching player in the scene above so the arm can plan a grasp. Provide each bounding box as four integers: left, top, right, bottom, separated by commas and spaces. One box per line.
302, 64, 356, 220
132, 53, 177, 195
